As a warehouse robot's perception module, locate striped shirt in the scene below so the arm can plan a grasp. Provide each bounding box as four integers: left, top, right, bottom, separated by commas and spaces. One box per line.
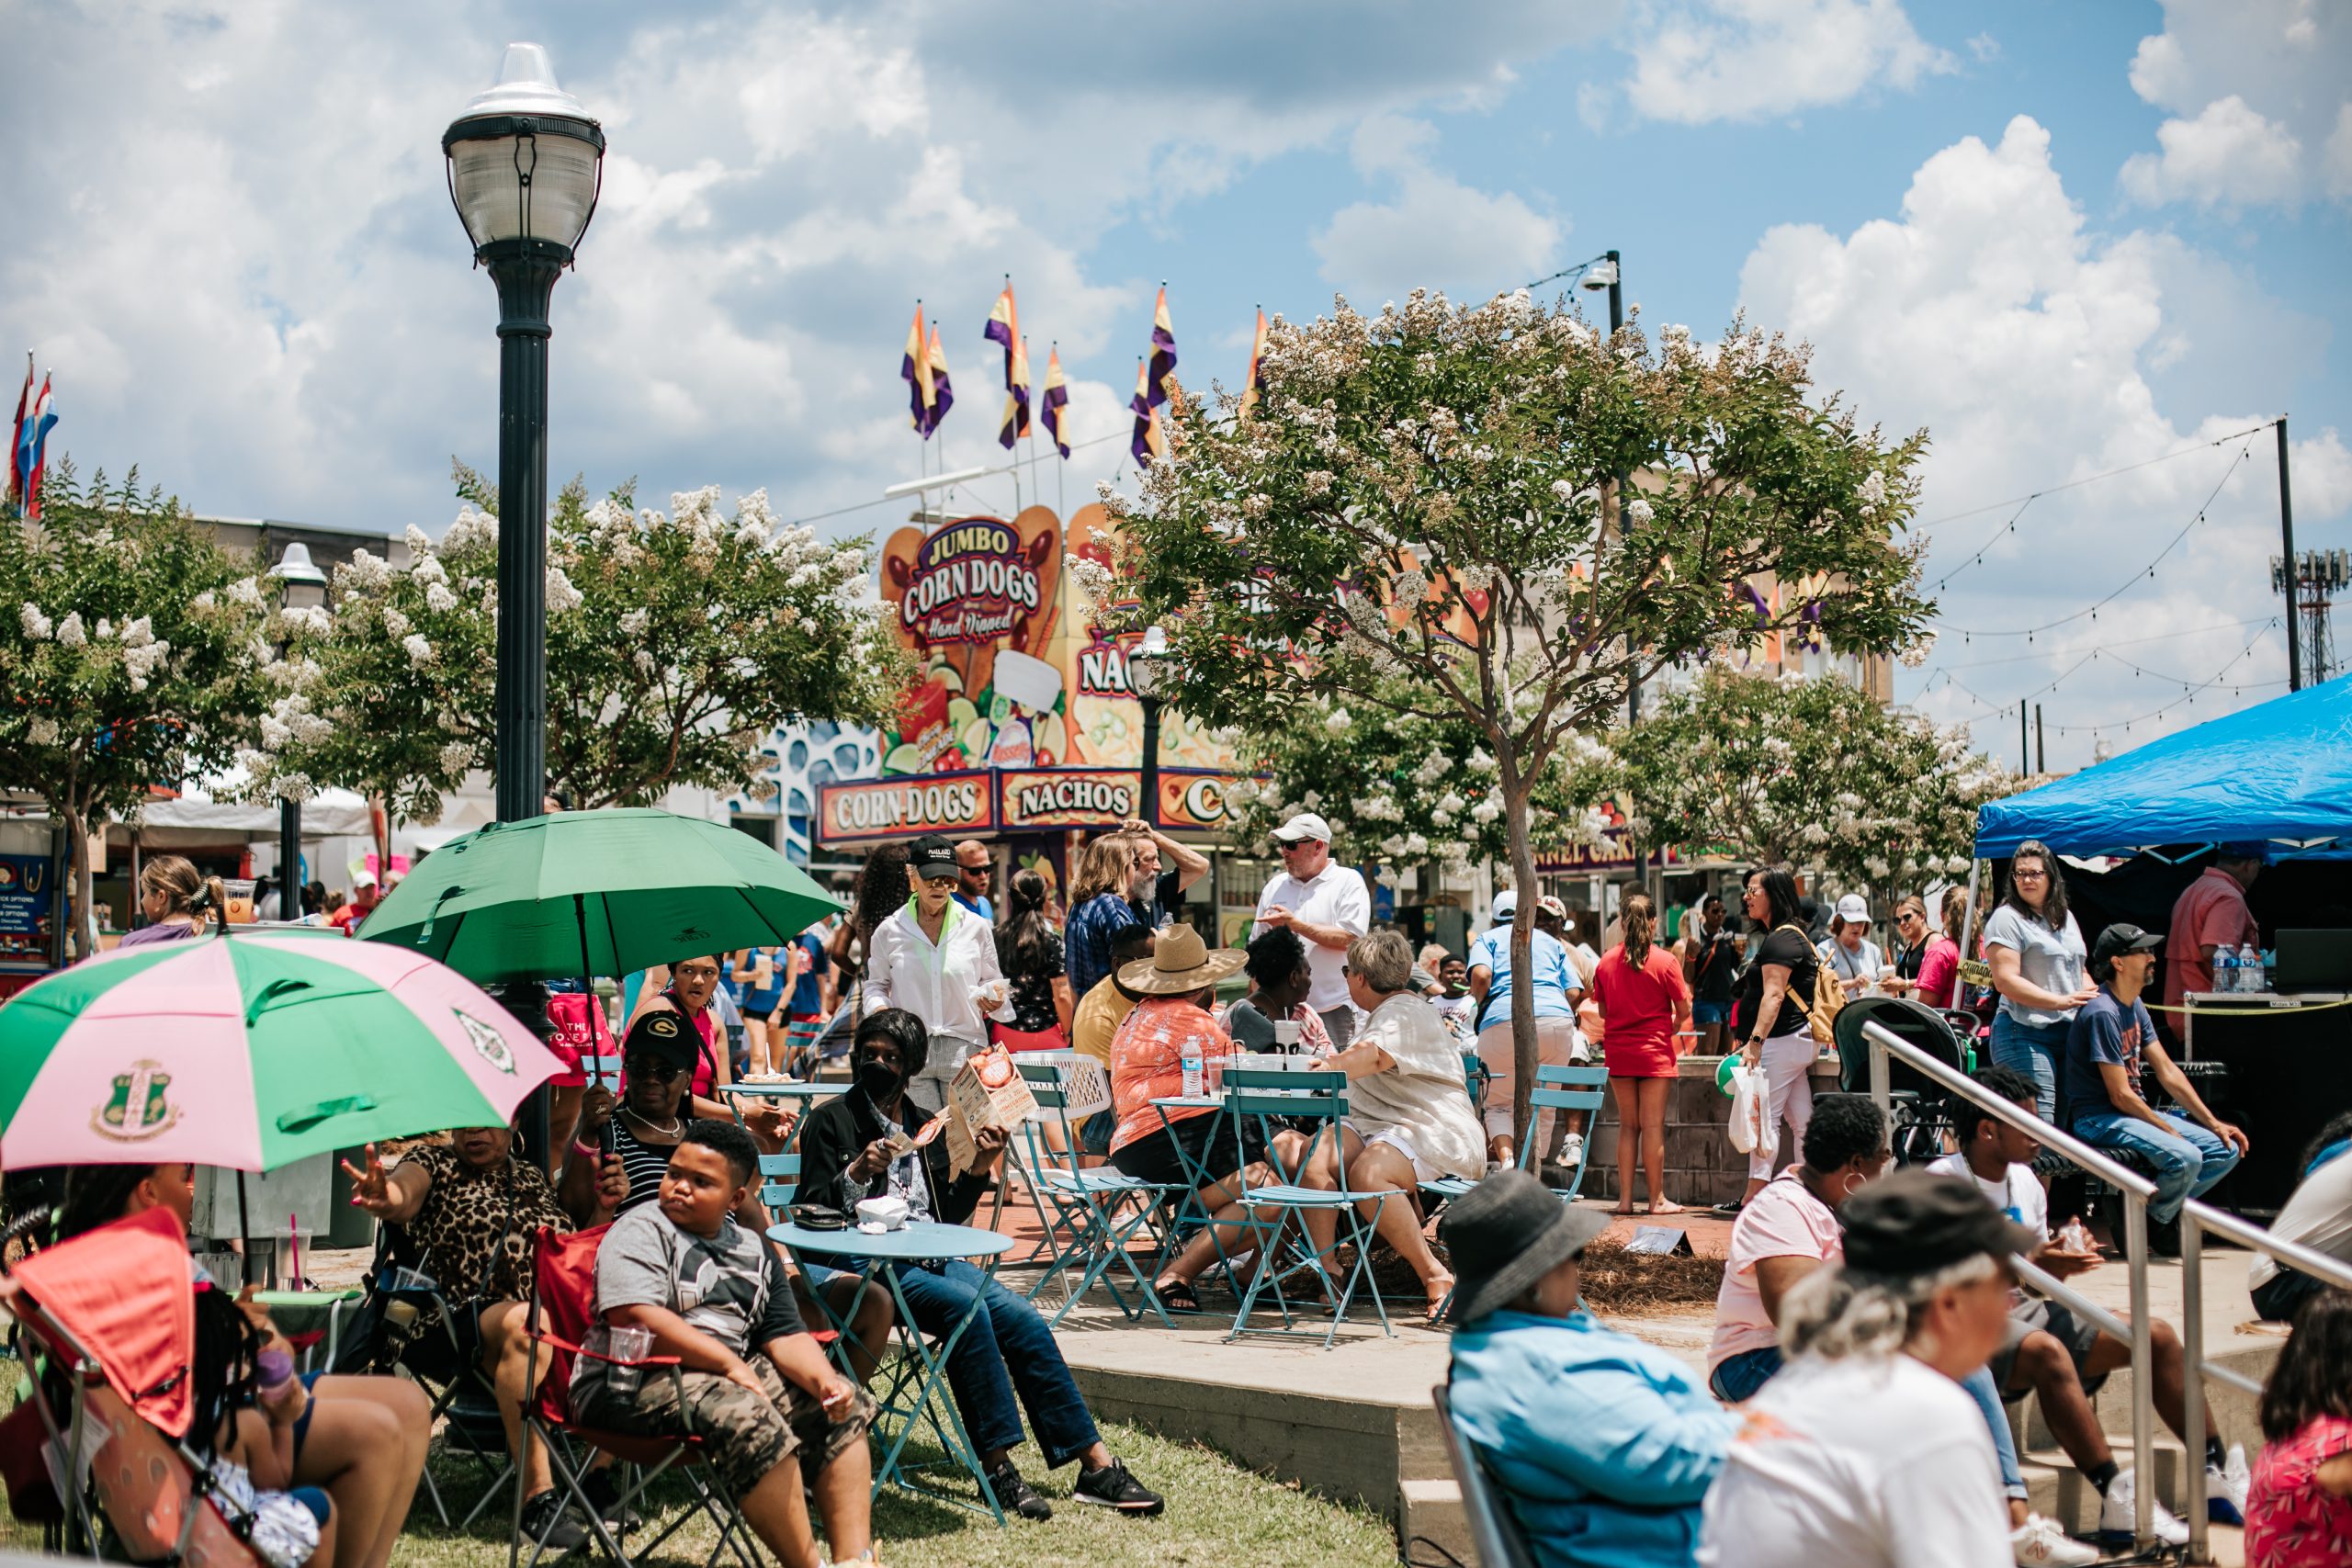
608, 1115, 679, 1216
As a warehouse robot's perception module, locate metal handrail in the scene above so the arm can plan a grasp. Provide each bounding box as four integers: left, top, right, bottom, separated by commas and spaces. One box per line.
1859, 1021, 2159, 1549
2178, 1191, 2352, 1561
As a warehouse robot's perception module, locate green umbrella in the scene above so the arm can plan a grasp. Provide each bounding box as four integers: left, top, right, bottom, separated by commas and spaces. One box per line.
358, 807, 842, 986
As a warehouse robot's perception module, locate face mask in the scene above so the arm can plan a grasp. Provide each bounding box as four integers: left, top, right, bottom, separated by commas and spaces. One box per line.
855, 1057, 904, 1104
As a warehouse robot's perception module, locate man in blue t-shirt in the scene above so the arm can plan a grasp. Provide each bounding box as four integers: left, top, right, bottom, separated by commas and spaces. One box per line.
2064, 923, 2247, 1245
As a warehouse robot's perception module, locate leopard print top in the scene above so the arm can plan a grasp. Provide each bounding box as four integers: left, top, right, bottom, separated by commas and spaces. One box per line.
399, 1145, 571, 1303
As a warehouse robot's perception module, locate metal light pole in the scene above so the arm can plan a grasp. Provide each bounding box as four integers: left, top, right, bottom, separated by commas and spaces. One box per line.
266, 542, 329, 918
445, 43, 603, 1162
444, 42, 604, 825
1127, 626, 1170, 829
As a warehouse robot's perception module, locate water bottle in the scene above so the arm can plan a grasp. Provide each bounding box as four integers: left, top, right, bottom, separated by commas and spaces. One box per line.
2239, 942, 2265, 994
2214, 944, 2238, 995
1181, 1046, 1204, 1098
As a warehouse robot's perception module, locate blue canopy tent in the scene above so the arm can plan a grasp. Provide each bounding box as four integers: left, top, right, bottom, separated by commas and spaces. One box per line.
1975, 677, 2352, 861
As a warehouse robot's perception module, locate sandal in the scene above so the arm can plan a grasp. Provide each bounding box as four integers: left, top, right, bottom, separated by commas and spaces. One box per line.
1154, 1278, 1203, 1314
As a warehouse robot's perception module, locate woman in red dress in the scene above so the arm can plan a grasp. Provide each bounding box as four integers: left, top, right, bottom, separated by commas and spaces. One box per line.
1590, 892, 1691, 1216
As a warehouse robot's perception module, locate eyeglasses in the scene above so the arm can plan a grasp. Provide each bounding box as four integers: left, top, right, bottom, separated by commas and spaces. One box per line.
627, 1056, 685, 1081
2013, 867, 2048, 881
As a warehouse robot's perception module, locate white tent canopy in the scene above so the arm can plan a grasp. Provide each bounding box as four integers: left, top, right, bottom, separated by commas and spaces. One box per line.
107, 789, 374, 850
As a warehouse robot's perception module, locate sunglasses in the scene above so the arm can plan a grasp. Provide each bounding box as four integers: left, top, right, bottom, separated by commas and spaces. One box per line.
628, 1056, 686, 1081
919, 873, 960, 888
1277, 840, 1316, 854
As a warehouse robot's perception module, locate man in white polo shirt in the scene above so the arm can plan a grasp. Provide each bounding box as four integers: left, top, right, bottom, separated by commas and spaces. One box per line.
1250, 814, 1372, 1047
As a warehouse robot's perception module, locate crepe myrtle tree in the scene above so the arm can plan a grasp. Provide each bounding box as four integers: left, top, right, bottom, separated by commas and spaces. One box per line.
1603, 664, 2019, 914
0, 461, 273, 957
1085, 288, 1934, 1144
246, 464, 908, 825
1213, 671, 1614, 881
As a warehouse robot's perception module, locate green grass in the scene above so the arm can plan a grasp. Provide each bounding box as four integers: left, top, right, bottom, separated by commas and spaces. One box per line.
0, 1368, 1397, 1568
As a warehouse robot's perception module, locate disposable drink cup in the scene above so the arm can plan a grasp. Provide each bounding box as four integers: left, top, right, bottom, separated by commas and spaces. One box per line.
272, 1231, 311, 1289
386, 1266, 437, 1295
1204, 1057, 1227, 1095
605, 1325, 653, 1395
1272, 1020, 1302, 1051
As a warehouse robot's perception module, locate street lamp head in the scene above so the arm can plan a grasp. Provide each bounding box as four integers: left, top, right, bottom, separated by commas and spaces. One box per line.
266, 540, 330, 613
1127, 624, 1170, 700
443, 42, 605, 260
1578, 258, 1618, 290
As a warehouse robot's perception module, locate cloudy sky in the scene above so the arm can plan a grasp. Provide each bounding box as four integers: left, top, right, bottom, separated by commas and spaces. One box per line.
8, 0, 2348, 773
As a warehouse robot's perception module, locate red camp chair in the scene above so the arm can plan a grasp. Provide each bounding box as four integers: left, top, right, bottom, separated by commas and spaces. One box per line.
0, 1207, 281, 1568
512, 1224, 758, 1568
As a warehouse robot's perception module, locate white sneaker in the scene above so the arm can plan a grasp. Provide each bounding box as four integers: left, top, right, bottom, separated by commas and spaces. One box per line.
2010, 1513, 2098, 1566
2097, 1466, 2190, 1547
2207, 1442, 2249, 1525
1559, 1133, 1585, 1168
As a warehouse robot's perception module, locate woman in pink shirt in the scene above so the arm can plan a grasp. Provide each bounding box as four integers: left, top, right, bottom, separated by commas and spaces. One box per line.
1899, 888, 1967, 1010
1589, 894, 1691, 1215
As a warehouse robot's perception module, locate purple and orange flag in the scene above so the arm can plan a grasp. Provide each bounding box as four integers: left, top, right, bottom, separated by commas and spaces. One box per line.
1241, 307, 1268, 415
1130, 358, 1166, 467
925, 324, 955, 435
1001, 335, 1033, 448
901, 303, 937, 435
1040, 344, 1071, 458
1147, 284, 1178, 408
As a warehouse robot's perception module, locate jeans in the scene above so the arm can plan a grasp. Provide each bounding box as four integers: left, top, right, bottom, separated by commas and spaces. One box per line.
907, 1033, 981, 1115
1708, 1346, 1782, 1403
2072, 1109, 2241, 1224
879, 1258, 1102, 1469
1962, 1364, 2029, 1500
1989, 1012, 2070, 1122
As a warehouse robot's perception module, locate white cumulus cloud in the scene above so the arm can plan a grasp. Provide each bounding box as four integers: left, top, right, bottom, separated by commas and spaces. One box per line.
1616, 0, 1954, 125
2119, 0, 2352, 209
1312, 116, 1561, 302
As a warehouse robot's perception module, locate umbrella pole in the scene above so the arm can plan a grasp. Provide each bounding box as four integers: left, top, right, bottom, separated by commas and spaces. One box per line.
237, 1168, 264, 1289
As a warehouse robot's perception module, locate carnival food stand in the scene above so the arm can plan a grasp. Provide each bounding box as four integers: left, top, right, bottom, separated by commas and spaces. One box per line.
1973, 679, 2352, 1214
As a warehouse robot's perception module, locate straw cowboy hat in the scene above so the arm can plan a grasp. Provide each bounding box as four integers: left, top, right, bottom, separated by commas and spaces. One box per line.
1117, 924, 1247, 996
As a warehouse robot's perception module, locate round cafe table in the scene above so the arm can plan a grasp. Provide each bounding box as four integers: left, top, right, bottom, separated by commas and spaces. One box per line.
768, 1219, 1015, 1525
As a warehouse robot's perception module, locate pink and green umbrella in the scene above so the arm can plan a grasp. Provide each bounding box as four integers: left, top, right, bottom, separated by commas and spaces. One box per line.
0, 927, 565, 1173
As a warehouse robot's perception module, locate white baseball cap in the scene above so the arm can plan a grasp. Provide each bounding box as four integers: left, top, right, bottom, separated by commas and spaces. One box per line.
1490, 890, 1518, 924
1271, 812, 1332, 845
1835, 894, 1871, 924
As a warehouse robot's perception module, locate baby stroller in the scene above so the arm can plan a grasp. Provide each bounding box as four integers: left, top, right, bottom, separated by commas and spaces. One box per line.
1834, 995, 1973, 1168
0, 1205, 312, 1568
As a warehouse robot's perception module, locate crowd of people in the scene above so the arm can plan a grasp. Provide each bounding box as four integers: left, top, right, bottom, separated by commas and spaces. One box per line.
48, 815, 2352, 1568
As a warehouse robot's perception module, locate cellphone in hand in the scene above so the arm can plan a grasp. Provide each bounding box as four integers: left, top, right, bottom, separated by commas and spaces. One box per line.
599, 1118, 616, 1157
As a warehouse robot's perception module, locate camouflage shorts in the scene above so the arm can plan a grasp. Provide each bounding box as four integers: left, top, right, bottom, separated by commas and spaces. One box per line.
578, 1354, 875, 1496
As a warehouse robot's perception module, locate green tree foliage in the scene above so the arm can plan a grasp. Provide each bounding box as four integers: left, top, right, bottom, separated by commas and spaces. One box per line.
247, 467, 910, 823
0, 461, 272, 955
1086, 289, 1934, 1140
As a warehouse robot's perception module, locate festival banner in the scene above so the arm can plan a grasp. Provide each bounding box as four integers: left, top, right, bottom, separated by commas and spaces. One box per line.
819, 772, 996, 842
997, 768, 1141, 830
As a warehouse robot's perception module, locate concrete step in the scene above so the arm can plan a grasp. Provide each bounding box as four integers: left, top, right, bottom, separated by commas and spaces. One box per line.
2018, 1437, 2189, 1536
1397, 1477, 1471, 1565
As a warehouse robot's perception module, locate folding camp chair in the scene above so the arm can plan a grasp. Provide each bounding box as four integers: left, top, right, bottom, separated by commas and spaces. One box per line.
1006, 1060, 1175, 1327
0, 1207, 290, 1568
1431, 1383, 1541, 1568
1217, 1067, 1396, 1348
513, 1224, 758, 1568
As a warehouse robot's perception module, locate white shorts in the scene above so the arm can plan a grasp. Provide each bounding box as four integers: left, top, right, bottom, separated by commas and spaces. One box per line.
1347, 1121, 1438, 1184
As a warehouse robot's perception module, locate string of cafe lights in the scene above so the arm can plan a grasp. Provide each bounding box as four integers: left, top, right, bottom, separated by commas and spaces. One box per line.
1931, 435, 2260, 641
1924, 618, 2282, 738
1920, 418, 2279, 592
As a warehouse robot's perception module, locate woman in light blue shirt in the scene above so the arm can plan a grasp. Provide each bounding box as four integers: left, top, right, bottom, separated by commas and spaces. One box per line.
1445, 1171, 1733, 1568
1984, 840, 2095, 1122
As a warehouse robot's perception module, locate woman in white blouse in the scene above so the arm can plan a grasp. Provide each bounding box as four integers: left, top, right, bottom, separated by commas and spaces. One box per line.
865, 834, 1013, 1112
1298, 929, 1487, 1322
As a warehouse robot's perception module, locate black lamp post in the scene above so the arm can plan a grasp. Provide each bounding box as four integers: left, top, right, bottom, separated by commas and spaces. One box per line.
443, 42, 604, 827
1127, 626, 1171, 829
445, 43, 602, 1163
266, 542, 329, 918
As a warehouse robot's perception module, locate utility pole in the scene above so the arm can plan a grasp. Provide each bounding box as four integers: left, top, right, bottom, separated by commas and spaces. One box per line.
2019, 705, 2030, 775
2278, 418, 2301, 691
2034, 704, 2045, 776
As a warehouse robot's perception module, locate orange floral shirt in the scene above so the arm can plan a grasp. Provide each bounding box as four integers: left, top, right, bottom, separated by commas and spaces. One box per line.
1107, 996, 1237, 1155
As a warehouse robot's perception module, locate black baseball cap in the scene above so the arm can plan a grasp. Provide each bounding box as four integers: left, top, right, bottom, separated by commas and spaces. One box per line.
1839, 1168, 2039, 1280
621, 1008, 701, 1074
2093, 922, 2165, 971
908, 834, 959, 882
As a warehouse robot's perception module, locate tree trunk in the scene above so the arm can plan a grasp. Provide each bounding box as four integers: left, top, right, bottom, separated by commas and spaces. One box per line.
1498, 754, 1541, 1153
61, 800, 96, 963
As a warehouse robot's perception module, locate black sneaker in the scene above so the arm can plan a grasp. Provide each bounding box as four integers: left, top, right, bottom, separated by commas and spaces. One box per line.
1074, 1458, 1164, 1516
578, 1469, 642, 1529
984, 1461, 1053, 1521
518, 1489, 589, 1553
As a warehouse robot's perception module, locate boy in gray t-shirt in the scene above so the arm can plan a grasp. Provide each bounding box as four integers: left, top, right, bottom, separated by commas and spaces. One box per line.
574, 1121, 876, 1568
